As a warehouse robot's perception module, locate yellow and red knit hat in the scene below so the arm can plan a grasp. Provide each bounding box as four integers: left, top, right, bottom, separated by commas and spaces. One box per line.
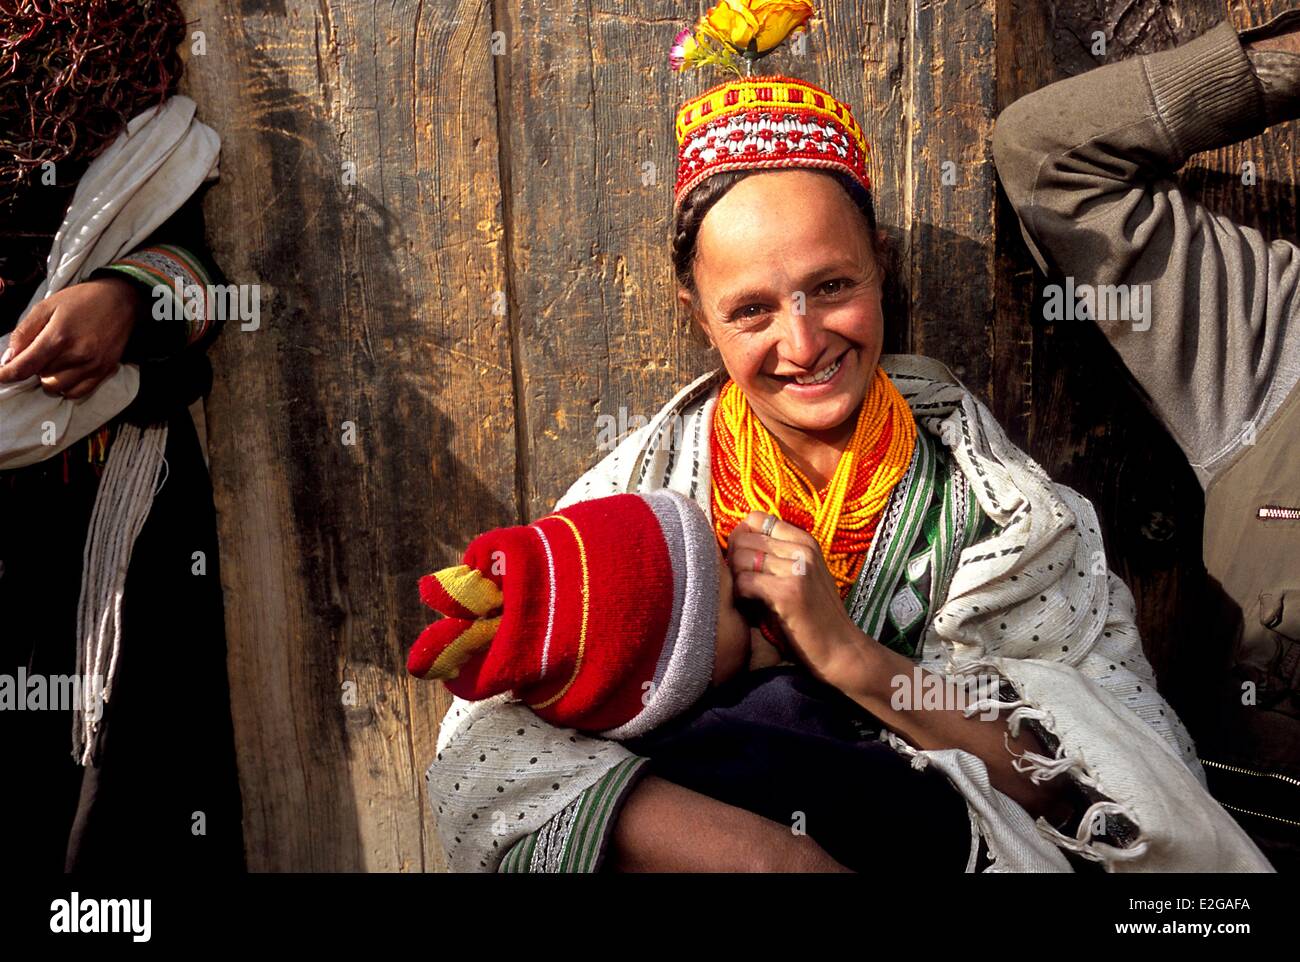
673, 74, 872, 212
408, 491, 718, 738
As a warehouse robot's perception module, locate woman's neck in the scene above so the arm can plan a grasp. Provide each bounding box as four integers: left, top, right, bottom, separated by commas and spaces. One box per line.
761, 412, 858, 493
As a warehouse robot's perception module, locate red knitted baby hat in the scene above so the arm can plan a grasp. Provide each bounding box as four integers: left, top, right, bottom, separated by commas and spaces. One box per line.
408, 491, 718, 738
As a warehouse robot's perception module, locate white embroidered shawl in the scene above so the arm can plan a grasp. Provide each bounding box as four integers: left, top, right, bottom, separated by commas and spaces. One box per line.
0, 95, 219, 468
427, 354, 1272, 872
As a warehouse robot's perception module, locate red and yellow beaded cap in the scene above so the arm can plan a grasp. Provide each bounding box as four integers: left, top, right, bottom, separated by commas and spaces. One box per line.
673, 74, 872, 212
668, 2, 871, 210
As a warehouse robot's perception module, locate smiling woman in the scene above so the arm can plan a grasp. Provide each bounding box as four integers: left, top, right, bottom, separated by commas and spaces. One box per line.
423, 14, 1274, 874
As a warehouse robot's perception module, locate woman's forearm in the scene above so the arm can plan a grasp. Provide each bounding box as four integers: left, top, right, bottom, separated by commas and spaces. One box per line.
827, 630, 1072, 822
607, 775, 852, 873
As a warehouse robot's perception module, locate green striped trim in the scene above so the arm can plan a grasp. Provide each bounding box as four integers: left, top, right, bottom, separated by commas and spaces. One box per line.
931, 457, 957, 610
926, 441, 998, 615
844, 426, 923, 620
101, 244, 215, 345
560, 755, 649, 871
929, 449, 963, 610
498, 824, 538, 872
497, 756, 650, 873
846, 427, 938, 638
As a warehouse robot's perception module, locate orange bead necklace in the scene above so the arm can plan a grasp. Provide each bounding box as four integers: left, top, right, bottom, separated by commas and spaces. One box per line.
710, 365, 917, 596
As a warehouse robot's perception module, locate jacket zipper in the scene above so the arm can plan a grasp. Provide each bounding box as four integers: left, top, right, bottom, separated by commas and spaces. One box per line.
1200, 757, 1300, 827
1258, 505, 1300, 520
1201, 757, 1300, 789
1217, 802, 1300, 829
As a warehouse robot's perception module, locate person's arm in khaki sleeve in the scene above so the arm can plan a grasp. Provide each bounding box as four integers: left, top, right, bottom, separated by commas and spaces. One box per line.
992, 11, 1300, 485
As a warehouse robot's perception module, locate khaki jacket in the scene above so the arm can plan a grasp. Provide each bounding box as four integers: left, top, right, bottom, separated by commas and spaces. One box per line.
993, 12, 1300, 862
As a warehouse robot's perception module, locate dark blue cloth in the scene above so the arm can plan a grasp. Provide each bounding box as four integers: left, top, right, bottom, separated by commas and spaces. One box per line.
623, 665, 975, 872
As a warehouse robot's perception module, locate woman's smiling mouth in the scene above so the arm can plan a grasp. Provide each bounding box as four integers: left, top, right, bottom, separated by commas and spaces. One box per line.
777, 348, 851, 392
794, 354, 843, 385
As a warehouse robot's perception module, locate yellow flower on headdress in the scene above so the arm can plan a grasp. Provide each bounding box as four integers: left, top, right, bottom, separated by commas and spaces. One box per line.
705, 0, 814, 55
701, 0, 762, 50
671, 0, 816, 76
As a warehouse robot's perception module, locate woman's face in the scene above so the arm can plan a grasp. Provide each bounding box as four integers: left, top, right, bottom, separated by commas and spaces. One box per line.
680, 170, 885, 441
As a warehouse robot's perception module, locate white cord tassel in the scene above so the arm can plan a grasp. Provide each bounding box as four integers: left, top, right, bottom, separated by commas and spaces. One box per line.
72, 422, 168, 766
1037, 800, 1150, 864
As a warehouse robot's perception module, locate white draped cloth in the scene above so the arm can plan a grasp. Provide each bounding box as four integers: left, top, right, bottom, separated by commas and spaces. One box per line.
0, 95, 219, 468
428, 355, 1273, 872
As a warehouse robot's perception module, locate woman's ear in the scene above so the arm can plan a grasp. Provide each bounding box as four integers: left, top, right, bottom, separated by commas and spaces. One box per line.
677, 286, 715, 350
869, 228, 892, 284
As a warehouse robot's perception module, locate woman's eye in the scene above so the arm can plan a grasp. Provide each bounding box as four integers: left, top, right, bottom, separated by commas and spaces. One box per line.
728, 282, 851, 321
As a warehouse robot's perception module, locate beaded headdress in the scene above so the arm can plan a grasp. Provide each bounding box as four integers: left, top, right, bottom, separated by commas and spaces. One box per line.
670, 3, 872, 212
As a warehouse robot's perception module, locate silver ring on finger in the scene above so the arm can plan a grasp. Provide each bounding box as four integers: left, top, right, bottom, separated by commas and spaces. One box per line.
760, 513, 778, 537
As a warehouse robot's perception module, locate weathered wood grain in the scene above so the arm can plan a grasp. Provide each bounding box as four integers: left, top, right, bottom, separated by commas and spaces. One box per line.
907, 1, 1001, 404
181, 0, 513, 871
496, 1, 706, 521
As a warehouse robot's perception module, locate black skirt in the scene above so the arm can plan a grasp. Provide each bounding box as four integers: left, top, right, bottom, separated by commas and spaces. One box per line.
0, 411, 245, 872
623, 664, 977, 872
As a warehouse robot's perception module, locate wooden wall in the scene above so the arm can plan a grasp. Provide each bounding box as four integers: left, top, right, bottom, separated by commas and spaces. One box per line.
179, 0, 1298, 870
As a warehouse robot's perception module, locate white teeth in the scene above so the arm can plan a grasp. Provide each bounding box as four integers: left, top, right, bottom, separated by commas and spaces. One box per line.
793, 355, 842, 385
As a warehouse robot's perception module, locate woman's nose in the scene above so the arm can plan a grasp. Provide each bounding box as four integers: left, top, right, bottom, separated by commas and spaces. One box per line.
776, 302, 828, 369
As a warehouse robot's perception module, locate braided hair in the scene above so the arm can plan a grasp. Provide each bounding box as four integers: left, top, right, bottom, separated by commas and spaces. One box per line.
672, 169, 889, 346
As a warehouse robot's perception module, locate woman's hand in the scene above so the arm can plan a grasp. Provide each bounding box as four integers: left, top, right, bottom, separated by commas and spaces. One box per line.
727, 510, 866, 688
0, 276, 143, 398
726, 514, 1072, 821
